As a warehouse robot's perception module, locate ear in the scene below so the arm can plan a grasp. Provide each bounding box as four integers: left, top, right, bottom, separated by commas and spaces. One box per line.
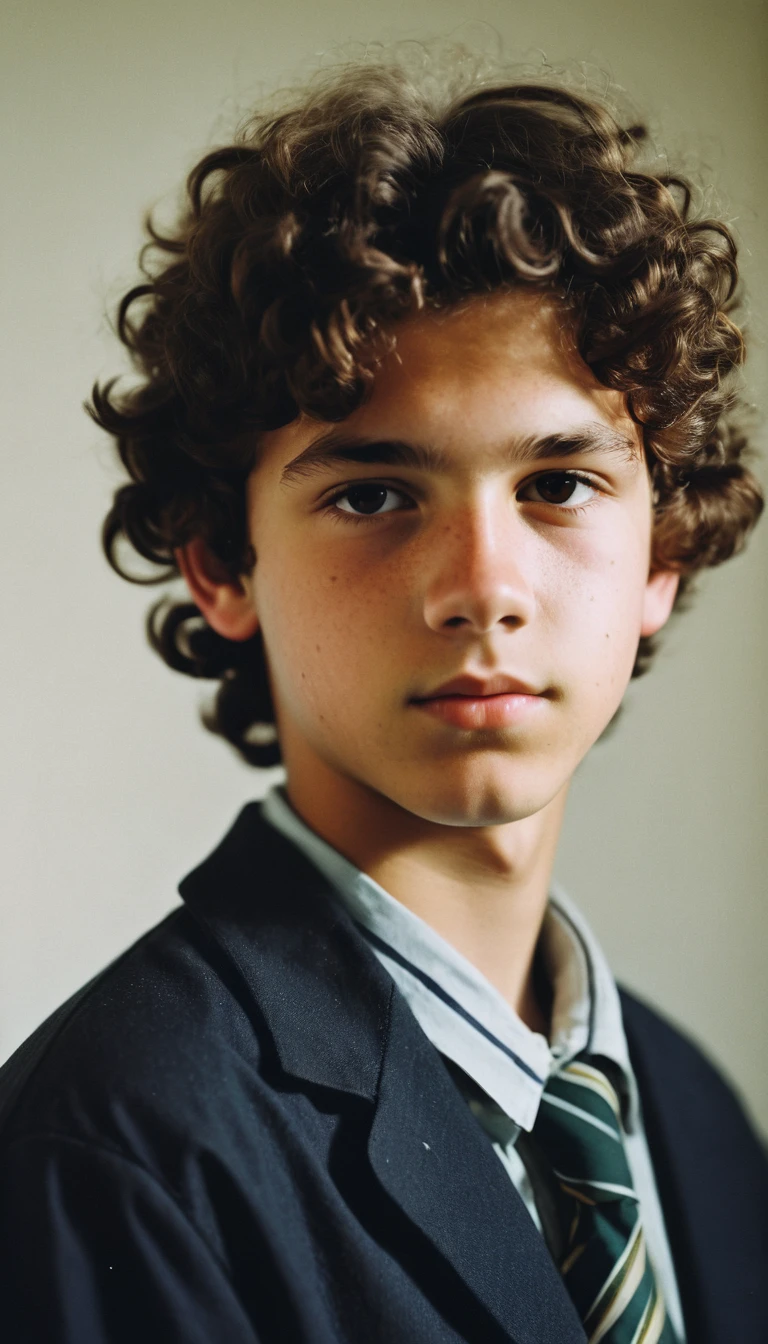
176, 538, 259, 642
640, 567, 680, 638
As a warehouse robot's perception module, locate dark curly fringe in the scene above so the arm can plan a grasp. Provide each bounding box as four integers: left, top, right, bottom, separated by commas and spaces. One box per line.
90, 64, 764, 766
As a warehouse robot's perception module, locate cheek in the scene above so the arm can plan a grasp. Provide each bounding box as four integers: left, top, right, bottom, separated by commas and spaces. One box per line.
541, 529, 649, 680
253, 538, 397, 719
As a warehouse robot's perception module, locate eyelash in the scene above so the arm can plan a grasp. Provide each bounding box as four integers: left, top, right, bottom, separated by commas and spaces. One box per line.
322, 472, 602, 524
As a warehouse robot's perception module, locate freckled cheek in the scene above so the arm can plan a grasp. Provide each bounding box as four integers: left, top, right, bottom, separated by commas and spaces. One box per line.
255, 549, 401, 705
541, 536, 647, 670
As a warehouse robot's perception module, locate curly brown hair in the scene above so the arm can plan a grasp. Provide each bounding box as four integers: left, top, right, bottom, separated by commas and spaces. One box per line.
90, 63, 763, 767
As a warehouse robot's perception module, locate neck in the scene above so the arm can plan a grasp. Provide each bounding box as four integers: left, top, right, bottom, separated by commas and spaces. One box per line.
282, 755, 569, 1037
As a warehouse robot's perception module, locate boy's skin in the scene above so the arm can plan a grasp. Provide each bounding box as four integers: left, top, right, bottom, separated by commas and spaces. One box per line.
179, 287, 679, 1032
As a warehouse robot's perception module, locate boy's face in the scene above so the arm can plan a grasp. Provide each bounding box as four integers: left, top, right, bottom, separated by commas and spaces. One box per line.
238, 290, 678, 827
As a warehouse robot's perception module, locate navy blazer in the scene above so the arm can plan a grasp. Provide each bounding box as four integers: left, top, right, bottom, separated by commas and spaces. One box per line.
1, 804, 766, 1343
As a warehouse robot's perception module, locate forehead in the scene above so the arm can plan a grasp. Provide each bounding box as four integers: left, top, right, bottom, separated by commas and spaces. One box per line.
257, 289, 642, 472
386, 288, 568, 372
366, 290, 629, 438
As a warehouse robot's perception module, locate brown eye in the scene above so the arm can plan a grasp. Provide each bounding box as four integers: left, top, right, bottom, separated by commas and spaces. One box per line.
335, 484, 405, 516
526, 472, 596, 507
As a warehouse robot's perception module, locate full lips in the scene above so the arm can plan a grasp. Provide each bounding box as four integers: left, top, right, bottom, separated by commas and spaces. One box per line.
412, 692, 547, 730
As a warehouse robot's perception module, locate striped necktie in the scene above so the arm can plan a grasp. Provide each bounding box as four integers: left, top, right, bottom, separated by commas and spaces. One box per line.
532, 1056, 677, 1344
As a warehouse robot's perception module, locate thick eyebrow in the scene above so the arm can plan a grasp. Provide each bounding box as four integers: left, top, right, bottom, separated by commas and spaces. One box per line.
280, 422, 641, 485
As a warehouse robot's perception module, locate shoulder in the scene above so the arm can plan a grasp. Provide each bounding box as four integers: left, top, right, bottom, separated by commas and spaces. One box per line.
619, 985, 767, 1168
620, 987, 746, 1098
619, 989, 768, 1343
0, 909, 282, 1338
0, 905, 268, 1165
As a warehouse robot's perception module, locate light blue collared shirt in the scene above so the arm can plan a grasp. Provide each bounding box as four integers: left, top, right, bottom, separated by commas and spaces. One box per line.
261, 784, 686, 1341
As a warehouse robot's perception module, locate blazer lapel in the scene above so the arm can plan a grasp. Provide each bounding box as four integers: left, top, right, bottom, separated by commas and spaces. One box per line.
181, 804, 586, 1343
368, 990, 586, 1342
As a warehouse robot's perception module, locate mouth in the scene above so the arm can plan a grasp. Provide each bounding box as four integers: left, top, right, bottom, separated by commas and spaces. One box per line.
410, 675, 550, 731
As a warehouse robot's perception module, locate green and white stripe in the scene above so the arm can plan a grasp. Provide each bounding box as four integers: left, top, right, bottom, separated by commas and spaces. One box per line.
533, 1057, 678, 1343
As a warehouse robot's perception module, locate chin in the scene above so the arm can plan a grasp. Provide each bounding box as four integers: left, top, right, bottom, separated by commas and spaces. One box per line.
386, 759, 563, 829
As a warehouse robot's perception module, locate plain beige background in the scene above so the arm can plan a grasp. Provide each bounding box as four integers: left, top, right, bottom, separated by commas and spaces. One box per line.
2, 0, 766, 1136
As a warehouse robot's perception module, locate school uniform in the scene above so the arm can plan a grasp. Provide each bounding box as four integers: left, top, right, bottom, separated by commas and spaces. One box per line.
260, 786, 687, 1338
0, 797, 766, 1343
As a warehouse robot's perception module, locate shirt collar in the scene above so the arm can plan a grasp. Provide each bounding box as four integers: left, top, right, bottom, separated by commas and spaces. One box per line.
260, 785, 640, 1134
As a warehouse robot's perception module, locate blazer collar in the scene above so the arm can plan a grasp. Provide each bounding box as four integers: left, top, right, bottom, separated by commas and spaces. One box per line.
179, 803, 585, 1343
178, 801, 391, 1098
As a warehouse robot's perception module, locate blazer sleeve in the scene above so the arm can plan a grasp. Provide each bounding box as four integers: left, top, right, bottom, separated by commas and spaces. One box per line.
0, 1133, 259, 1344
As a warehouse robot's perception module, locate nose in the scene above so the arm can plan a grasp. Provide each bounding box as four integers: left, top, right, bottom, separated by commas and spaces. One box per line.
421, 496, 536, 636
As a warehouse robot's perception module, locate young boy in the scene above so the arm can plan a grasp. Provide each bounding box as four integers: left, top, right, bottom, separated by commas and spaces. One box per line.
1, 64, 765, 1344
